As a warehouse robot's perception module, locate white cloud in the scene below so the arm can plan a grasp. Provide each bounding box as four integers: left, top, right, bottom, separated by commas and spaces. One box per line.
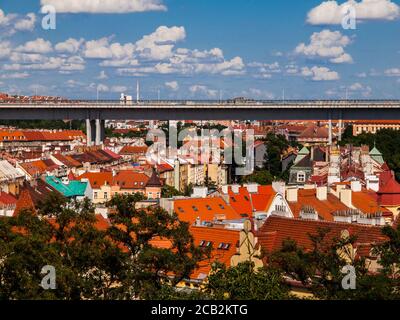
0, 9, 36, 35
110, 85, 128, 92
301, 66, 340, 81
349, 82, 372, 96
189, 85, 218, 98
55, 38, 84, 54
135, 26, 186, 60
385, 68, 400, 76
0, 72, 30, 79
165, 81, 179, 91
14, 13, 36, 31
307, 0, 400, 25
16, 38, 53, 54
248, 61, 280, 78
245, 88, 275, 99
0, 41, 11, 59
97, 70, 108, 80
295, 29, 353, 64
40, 0, 167, 13
97, 84, 109, 92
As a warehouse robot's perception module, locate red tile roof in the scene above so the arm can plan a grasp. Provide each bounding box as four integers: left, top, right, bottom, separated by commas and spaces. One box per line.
228, 185, 276, 216
190, 226, 240, 280
257, 216, 388, 258
0, 192, 17, 206
289, 189, 349, 221
174, 197, 240, 224
119, 145, 148, 155
78, 172, 113, 188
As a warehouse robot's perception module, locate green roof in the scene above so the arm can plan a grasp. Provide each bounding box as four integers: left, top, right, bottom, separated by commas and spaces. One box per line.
369, 147, 384, 165
45, 176, 87, 198
294, 146, 310, 165
298, 146, 310, 155
369, 147, 382, 156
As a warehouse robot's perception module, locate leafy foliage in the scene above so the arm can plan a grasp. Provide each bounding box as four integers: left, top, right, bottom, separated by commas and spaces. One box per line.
205, 261, 291, 300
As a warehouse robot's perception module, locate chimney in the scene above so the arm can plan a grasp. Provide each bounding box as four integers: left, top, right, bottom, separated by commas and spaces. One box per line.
192, 186, 208, 198
286, 186, 298, 203
333, 210, 353, 224
316, 186, 327, 201
195, 216, 201, 226
299, 205, 318, 220
340, 188, 353, 208
366, 176, 379, 192
272, 181, 286, 195
351, 180, 362, 192
357, 213, 385, 226
231, 184, 240, 194
244, 183, 259, 193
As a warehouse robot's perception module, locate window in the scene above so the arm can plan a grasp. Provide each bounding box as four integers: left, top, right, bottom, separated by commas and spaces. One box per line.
206, 205, 212, 211
192, 205, 199, 212
94, 192, 98, 199
297, 171, 306, 183
104, 192, 108, 199
219, 204, 225, 210
218, 243, 231, 250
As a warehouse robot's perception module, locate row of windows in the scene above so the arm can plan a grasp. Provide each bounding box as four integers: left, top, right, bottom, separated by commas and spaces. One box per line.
93, 191, 160, 199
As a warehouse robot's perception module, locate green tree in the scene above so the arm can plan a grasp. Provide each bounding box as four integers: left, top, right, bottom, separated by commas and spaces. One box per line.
161, 185, 184, 198
0, 193, 126, 300
205, 261, 291, 300
106, 193, 207, 299
270, 227, 400, 300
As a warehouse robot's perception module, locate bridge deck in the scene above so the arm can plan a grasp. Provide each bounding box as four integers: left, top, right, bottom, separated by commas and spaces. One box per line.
0, 101, 399, 120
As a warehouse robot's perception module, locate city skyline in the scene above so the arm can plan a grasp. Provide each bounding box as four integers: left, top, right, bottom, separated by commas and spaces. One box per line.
1, 0, 400, 100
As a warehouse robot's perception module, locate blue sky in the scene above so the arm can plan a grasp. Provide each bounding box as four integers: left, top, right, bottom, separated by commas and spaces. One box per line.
1, 0, 400, 99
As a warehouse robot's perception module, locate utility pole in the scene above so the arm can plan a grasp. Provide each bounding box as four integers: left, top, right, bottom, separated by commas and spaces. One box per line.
136, 80, 140, 103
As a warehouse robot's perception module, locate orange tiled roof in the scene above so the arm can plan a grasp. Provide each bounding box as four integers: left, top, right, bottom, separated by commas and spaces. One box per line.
20, 159, 59, 176
352, 190, 385, 214
228, 185, 276, 215
257, 215, 388, 257
113, 171, 149, 189
78, 172, 113, 188
119, 145, 148, 155
190, 226, 240, 280
288, 188, 349, 221
174, 197, 240, 224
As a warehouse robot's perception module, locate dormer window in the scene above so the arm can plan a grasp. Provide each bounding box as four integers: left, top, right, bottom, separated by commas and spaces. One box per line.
297, 171, 306, 183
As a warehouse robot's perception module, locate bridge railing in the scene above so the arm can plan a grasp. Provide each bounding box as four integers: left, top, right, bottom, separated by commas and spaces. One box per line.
1, 99, 400, 107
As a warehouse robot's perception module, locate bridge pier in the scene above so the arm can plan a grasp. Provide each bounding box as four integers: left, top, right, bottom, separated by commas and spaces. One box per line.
86, 119, 105, 146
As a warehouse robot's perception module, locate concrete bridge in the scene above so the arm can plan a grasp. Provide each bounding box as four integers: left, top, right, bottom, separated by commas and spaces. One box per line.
1, 100, 400, 146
